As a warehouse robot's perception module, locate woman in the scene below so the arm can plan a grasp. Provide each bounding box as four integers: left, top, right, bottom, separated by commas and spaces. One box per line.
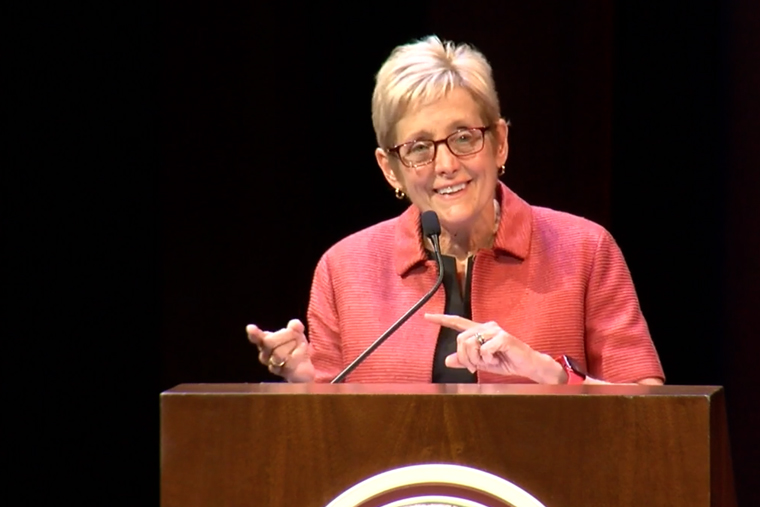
247, 36, 664, 385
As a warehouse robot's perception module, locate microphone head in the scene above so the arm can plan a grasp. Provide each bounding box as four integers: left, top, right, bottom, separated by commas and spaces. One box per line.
421, 210, 441, 238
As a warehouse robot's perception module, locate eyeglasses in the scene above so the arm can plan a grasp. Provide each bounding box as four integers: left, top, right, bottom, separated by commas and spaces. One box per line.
386, 125, 493, 169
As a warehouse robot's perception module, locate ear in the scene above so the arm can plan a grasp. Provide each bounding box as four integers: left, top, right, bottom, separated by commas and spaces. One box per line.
375, 147, 404, 191
493, 118, 510, 167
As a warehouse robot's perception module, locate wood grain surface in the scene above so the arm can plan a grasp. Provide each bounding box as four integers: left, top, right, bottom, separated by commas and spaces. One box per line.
161, 384, 734, 507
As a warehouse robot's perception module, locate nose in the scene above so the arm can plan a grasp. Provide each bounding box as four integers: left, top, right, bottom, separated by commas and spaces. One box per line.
433, 141, 460, 175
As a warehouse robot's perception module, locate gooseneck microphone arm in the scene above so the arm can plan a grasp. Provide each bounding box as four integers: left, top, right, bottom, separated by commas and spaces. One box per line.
330, 211, 445, 384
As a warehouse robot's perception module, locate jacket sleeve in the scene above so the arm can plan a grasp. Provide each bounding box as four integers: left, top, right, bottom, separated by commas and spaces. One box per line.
584, 229, 665, 383
307, 252, 344, 382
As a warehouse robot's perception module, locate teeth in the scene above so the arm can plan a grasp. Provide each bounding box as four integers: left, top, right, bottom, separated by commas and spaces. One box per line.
437, 183, 466, 195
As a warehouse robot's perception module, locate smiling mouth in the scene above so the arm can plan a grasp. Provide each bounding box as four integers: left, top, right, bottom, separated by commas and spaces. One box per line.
435, 182, 468, 195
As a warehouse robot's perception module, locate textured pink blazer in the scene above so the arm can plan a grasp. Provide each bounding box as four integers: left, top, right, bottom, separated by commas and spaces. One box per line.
307, 182, 664, 384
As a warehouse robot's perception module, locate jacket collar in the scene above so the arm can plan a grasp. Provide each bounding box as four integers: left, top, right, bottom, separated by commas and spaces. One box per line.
394, 181, 533, 276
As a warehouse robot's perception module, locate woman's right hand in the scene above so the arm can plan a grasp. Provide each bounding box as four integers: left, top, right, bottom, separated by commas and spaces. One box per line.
246, 319, 315, 382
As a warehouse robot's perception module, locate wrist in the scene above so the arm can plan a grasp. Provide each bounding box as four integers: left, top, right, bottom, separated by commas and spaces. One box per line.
553, 355, 587, 385
533, 352, 568, 384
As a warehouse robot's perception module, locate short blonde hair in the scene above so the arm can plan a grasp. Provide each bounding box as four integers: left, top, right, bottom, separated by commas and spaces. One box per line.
372, 35, 501, 149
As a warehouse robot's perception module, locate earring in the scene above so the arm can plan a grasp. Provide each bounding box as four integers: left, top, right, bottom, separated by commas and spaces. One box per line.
498, 165, 506, 176
395, 188, 406, 200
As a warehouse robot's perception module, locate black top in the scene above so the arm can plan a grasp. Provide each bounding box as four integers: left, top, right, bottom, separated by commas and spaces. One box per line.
431, 254, 477, 383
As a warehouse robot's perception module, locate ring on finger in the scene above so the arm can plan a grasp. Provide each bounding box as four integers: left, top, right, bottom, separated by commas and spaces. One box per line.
475, 332, 487, 346
268, 354, 288, 369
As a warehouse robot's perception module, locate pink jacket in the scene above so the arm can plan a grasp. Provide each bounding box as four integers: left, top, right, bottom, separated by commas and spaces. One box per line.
307, 182, 664, 384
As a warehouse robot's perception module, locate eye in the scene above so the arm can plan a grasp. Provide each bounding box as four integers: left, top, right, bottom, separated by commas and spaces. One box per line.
407, 141, 432, 154
453, 130, 475, 144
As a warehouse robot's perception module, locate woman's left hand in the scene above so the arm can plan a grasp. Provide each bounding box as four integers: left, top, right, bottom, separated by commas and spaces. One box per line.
424, 313, 563, 384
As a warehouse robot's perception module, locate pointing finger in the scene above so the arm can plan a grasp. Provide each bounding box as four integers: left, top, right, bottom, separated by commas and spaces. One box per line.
424, 313, 477, 332
246, 324, 267, 347
287, 319, 305, 335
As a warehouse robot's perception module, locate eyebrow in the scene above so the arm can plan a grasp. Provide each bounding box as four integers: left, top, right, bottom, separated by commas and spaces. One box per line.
400, 129, 433, 144
400, 122, 477, 144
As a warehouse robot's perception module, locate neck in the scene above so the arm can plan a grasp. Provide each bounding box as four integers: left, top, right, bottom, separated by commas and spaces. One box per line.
436, 200, 500, 261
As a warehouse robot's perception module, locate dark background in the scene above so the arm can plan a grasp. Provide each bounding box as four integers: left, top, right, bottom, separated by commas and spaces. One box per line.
11, 0, 758, 505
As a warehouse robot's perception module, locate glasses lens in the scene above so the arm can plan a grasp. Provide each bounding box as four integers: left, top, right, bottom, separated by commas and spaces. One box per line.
395, 127, 487, 168
399, 140, 434, 167
448, 128, 484, 155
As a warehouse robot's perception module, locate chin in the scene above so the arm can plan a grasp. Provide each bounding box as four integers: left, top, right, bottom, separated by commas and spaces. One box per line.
435, 209, 477, 232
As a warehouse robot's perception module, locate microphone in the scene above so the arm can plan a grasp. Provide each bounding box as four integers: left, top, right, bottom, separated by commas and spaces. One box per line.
331, 210, 445, 383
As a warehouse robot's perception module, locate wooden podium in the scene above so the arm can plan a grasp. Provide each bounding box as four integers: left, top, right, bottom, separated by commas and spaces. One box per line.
160, 383, 735, 507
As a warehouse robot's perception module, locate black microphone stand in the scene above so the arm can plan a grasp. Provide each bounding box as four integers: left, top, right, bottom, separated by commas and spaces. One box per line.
331, 228, 444, 383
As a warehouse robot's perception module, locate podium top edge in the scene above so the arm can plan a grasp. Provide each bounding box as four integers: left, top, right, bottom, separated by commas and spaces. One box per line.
161, 383, 723, 397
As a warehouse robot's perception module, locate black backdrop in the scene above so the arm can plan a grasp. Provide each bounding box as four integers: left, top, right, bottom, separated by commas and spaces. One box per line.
11, 0, 758, 505
161, 2, 726, 386
159, 1, 759, 504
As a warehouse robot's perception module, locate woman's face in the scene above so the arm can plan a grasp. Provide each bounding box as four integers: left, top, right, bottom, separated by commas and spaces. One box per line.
376, 87, 508, 233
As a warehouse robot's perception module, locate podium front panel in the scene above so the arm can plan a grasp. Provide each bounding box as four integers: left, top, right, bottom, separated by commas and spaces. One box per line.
160, 384, 733, 507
